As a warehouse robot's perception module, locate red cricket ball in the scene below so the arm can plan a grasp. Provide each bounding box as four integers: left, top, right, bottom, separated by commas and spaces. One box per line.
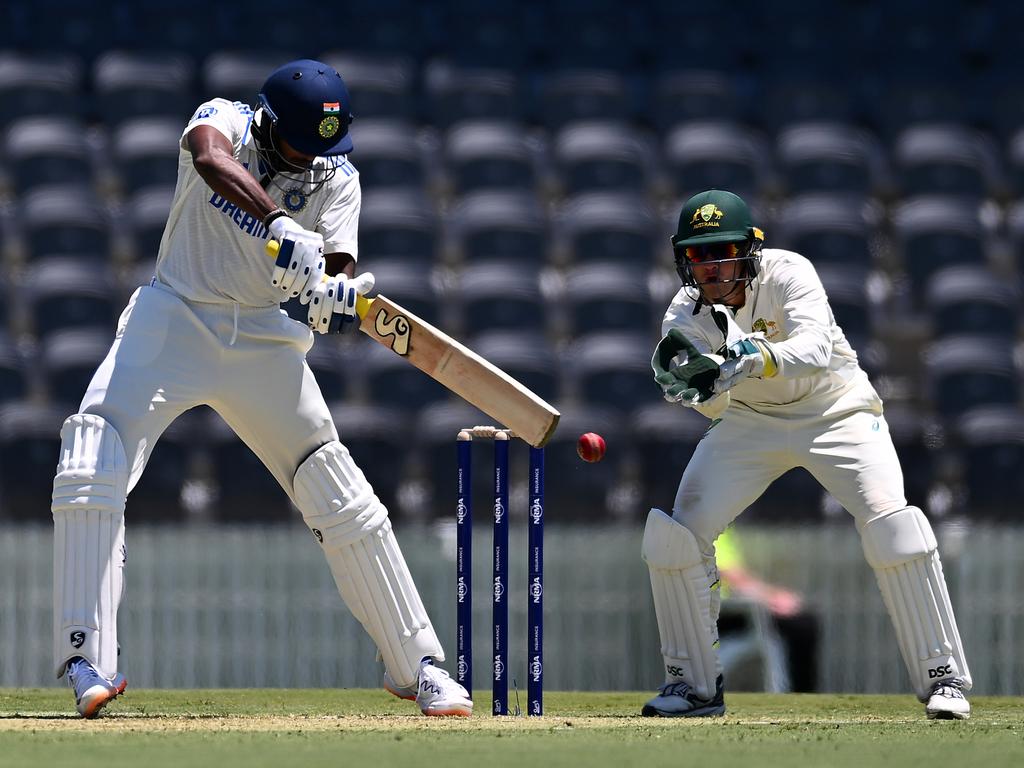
577, 432, 606, 463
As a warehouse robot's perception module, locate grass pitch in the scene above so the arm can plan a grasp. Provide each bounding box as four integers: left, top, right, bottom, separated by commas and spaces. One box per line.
1, 689, 1022, 768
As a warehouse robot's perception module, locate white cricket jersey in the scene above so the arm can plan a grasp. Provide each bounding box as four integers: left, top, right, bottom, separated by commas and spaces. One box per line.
662, 248, 877, 415
154, 98, 361, 307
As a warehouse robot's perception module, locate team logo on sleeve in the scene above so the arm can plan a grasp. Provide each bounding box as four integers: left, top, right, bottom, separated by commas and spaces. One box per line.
282, 187, 308, 213
752, 317, 780, 339
192, 105, 218, 121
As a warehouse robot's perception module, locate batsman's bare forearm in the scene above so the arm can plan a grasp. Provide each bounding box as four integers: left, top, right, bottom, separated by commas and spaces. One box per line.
187, 125, 279, 222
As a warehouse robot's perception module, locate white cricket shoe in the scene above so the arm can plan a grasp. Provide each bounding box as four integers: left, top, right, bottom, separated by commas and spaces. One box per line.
384, 661, 473, 717
926, 680, 970, 720
642, 675, 726, 718
67, 657, 127, 719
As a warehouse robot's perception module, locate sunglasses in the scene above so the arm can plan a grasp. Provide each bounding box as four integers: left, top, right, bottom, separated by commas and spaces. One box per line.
675, 242, 742, 263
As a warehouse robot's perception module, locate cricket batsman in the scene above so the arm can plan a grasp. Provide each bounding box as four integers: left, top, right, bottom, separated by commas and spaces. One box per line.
642, 189, 971, 719
51, 59, 471, 718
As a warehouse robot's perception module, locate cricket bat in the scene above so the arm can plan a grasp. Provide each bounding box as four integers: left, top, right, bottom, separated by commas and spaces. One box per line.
267, 241, 560, 447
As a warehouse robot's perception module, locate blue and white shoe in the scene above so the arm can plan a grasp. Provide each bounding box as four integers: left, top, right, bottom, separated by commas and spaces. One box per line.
384, 661, 473, 717
642, 675, 726, 718
67, 657, 127, 719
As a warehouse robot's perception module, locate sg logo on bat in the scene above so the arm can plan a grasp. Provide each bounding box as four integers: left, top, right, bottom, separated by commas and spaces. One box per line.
373, 307, 411, 356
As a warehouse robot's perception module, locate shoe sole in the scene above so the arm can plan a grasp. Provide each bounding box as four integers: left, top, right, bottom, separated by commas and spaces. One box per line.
927, 710, 970, 720
78, 687, 117, 719
641, 703, 726, 718
422, 706, 472, 717
383, 683, 416, 702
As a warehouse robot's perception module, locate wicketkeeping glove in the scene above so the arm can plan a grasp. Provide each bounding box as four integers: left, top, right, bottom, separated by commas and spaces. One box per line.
307, 272, 376, 334
651, 329, 724, 405
268, 216, 325, 301
713, 335, 778, 394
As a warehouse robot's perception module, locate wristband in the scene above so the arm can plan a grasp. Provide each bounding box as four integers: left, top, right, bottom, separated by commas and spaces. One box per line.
263, 208, 288, 228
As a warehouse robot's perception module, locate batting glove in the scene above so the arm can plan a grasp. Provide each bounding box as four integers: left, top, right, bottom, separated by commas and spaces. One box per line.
268, 216, 325, 301
306, 272, 376, 334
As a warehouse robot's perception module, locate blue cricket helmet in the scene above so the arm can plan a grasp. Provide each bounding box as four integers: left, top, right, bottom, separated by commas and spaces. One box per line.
257, 59, 354, 156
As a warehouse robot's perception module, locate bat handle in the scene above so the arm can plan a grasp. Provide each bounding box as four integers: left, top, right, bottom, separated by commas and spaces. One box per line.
265, 239, 373, 320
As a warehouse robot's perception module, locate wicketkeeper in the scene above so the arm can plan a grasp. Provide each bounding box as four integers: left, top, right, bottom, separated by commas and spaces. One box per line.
642, 189, 971, 719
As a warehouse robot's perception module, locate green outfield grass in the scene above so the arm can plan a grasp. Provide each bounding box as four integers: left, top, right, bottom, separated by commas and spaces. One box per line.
1, 689, 1022, 768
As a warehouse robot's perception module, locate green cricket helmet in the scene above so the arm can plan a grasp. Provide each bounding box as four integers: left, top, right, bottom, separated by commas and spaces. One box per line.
670, 189, 765, 301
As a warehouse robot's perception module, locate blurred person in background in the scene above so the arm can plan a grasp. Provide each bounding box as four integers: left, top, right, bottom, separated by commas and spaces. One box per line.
714, 527, 819, 693
640, 189, 970, 719
50, 59, 471, 719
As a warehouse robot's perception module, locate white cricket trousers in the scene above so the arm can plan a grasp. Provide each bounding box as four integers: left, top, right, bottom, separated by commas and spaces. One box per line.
674, 381, 907, 551
81, 282, 338, 499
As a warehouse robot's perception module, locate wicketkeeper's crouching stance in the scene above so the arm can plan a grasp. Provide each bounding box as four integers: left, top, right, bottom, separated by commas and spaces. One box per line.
642, 189, 970, 720
51, 59, 471, 718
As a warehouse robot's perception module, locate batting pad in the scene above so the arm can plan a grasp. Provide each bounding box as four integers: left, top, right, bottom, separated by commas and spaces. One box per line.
861, 506, 971, 700
642, 508, 722, 699
295, 442, 443, 688
51, 414, 128, 679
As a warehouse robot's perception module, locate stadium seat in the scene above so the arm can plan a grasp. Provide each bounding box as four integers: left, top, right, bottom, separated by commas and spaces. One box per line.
954, 406, 1024, 520
328, 402, 410, 515
883, 403, 940, 512
205, 408, 292, 522
320, 53, 417, 122
630, 401, 711, 512
20, 185, 111, 262
423, 62, 527, 128
537, 69, 634, 132
414, 399, 495, 509
814, 264, 872, 340
360, 256, 440, 326
0, 53, 83, 126
359, 190, 439, 262
553, 121, 654, 196
893, 124, 1003, 200
775, 122, 888, 197
924, 266, 1020, 340
25, 258, 120, 340
559, 192, 659, 266
758, 77, 859, 136
111, 118, 182, 196
924, 335, 1018, 417
126, 413, 196, 522
445, 120, 541, 195
0, 336, 28, 406
346, 119, 427, 190
0, 401, 67, 519
651, 70, 743, 131
39, 328, 111, 408
448, 190, 548, 265
542, 1, 644, 71
535, 402, 625, 520
891, 196, 989, 297
569, 332, 659, 410
663, 121, 773, 202
467, 330, 560, 405
201, 51, 296, 105
127, 185, 175, 262
457, 260, 545, 333
4, 117, 94, 194
92, 50, 197, 127
305, 339, 347, 402
772, 194, 879, 270
361, 335, 448, 410
563, 261, 654, 335
649, 3, 752, 71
